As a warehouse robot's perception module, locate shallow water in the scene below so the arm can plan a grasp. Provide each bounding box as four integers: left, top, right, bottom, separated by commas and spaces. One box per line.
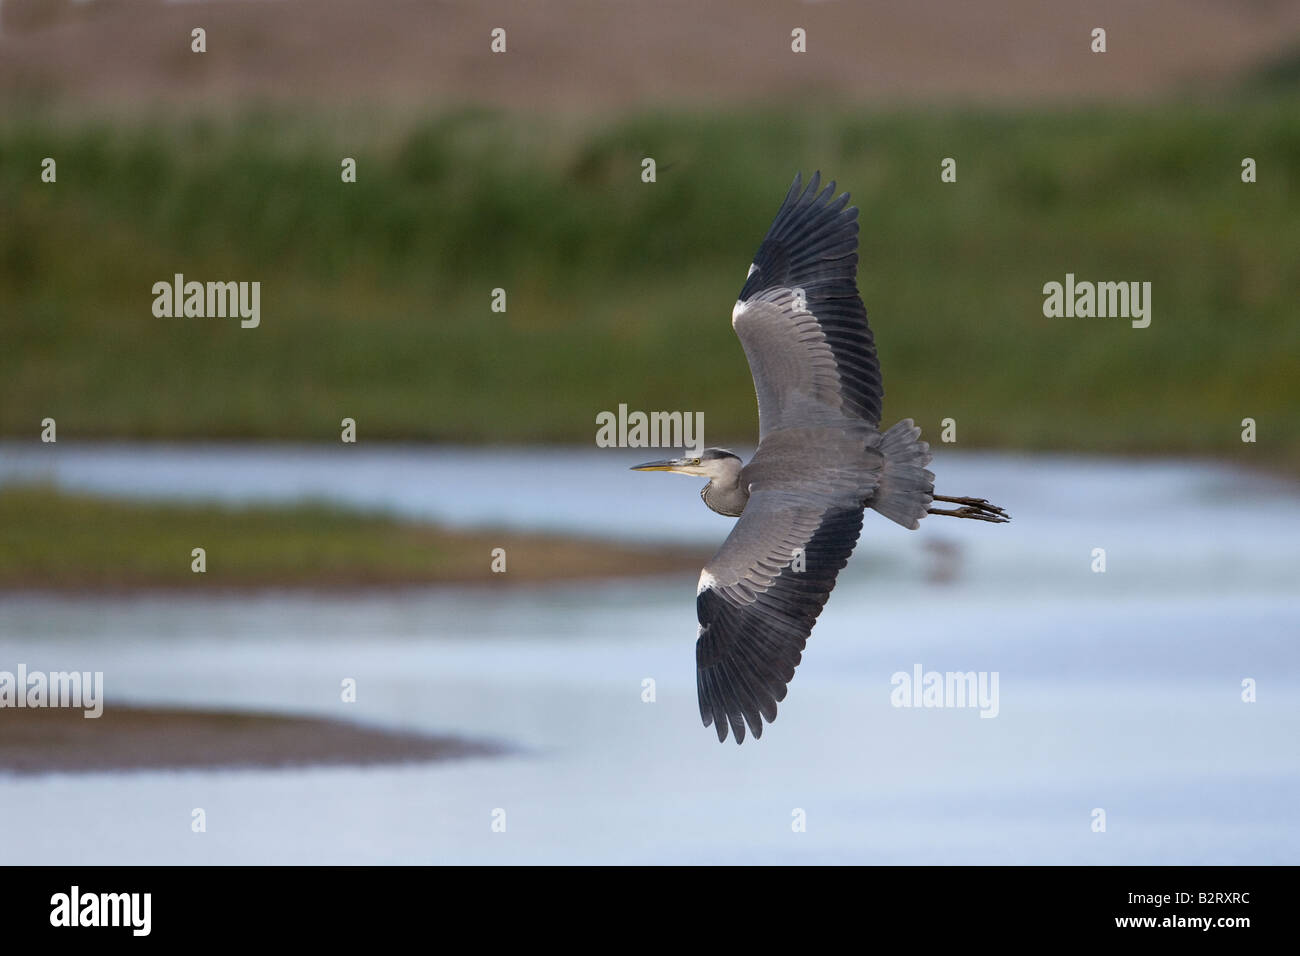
0, 444, 1296, 863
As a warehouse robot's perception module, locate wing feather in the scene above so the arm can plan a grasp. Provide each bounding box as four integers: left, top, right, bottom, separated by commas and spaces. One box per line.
734, 171, 883, 433
696, 493, 865, 743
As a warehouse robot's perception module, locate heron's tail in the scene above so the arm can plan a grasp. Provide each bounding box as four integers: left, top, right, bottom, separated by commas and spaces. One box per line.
869, 419, 935, 530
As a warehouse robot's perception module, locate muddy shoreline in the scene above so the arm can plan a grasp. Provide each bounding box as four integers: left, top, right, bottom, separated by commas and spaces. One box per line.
0, 705, 507, 775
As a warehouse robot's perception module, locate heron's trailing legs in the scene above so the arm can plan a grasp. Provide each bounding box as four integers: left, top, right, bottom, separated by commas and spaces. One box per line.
927, 495, 1010, 523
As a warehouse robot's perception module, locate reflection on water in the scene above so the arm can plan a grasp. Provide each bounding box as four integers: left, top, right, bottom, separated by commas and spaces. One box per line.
0, 444, 1297, 863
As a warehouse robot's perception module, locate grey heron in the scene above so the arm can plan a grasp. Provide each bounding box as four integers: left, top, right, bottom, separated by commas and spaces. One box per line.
633, 172, 1009, 744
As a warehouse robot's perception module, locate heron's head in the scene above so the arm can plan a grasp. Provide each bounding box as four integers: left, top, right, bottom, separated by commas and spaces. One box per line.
630, 448, 742, 480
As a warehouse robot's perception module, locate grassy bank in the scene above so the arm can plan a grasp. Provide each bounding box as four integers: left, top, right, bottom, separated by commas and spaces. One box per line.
2, 102, 1297, 467
0, 485, 706, 590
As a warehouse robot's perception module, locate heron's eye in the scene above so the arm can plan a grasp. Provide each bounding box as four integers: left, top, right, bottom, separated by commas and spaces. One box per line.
692, 459, 702, 466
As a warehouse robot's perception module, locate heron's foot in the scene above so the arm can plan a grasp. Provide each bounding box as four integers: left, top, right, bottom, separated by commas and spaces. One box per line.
928, 495, 1010, 523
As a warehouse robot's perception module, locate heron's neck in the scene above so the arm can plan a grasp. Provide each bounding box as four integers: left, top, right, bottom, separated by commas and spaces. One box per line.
700, 466, 747, 517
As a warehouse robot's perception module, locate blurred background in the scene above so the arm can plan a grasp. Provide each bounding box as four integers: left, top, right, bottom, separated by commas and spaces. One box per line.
0, 0, 1297, 864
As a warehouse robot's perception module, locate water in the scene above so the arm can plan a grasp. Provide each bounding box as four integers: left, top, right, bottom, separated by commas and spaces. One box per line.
0, 444, 1297, 863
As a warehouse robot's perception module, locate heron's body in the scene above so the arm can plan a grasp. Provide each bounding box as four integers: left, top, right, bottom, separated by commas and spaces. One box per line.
633, 172, 1008, 744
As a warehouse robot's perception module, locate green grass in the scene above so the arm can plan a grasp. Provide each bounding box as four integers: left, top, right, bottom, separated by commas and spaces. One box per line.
2, 101, 1297, 467
0, 485, 704, 589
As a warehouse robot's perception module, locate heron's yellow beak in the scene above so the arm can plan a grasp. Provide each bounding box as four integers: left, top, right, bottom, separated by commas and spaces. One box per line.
630, 458, 688, 472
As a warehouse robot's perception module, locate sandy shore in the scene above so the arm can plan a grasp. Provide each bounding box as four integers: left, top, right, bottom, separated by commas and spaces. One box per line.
0, 705, 505, 774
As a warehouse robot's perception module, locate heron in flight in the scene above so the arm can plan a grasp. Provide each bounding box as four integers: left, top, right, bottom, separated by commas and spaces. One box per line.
633, 172, 1009, 744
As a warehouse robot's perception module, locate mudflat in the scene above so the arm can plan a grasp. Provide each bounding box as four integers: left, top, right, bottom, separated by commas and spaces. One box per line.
0, 704, 505, 774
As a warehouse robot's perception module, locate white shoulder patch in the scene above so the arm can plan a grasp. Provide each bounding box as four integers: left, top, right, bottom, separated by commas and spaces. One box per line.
746, 263, 757, 278
731, 299, 749, 327
697, 570, 718, 594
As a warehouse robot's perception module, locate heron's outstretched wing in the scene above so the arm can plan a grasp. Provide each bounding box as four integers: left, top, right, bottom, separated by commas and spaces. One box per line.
696, 488, 865, 743
733, 171, 883, 435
